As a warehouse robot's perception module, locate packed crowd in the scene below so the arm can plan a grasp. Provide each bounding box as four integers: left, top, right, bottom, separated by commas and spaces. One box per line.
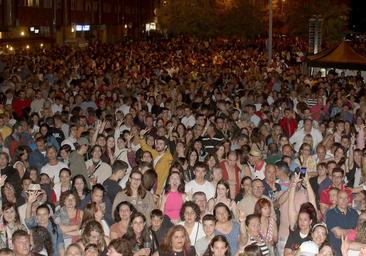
0, 37, 365, 256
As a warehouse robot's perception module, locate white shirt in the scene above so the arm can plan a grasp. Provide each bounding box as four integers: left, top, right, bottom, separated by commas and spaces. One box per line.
85, 160, 112, 184
289, 127, 323, 152
185, 180, 215, 200
181, 115, 196, 129
40, 161, 68, 184
178, 221, 205, 246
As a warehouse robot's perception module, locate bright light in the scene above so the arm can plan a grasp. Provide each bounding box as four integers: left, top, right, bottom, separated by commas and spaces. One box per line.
71, 27, 75, 33
9, 47, 14, 51
20, 31, 25, 36
34, 29, 39, 34
30, 27, 35, 31
6, 45, 9, 49
40, 43, 44, 47
124, 24, 128, 29
26, 45, 30, 49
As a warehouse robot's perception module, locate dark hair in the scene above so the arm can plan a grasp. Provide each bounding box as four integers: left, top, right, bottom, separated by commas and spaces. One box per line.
142, 169, 157, 191
60, 144, 72, 154
243, 243, 263, 256
92, 183, 105, 193
71, 174, 90, 196
254, 198, 271, 217
114, 201, 136, 222
164, 171, 185, 193
150, 209, 164, 219
59, 190, 80, 208
112, 160, 128, 174
214, 180, 231, 199
203, 235, 230, 256
31, 226, 53, 256
296, 202, 317, 230
332, 167, 345, 176
125, 170, 146, 198
2, 203, 21, 226
245, 214, 260, 227
59, 167, 71, 177
12, 229, 29, 244
193, 162, 208, 173
213, 202, 233, 221
123, 212, 151, 248
202, 214, 216, 223
180, 201, 201, 222
108, 238, 133, 256
0, 248, 14, 255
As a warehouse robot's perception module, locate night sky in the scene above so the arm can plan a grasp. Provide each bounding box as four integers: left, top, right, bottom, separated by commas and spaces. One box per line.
350, 0, 366, 32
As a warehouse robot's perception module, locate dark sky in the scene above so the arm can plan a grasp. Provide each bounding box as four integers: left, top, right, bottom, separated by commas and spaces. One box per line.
349, 0, 366, 32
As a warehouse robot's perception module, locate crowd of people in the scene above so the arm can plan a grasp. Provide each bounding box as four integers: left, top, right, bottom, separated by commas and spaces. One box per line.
0, 36, 365, 256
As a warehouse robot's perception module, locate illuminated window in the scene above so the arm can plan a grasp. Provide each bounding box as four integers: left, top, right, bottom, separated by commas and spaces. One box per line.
0, 32, 2, 39
25, 0, 40, 7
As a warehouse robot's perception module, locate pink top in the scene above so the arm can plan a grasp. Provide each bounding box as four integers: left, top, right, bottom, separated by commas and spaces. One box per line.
164, 191, 184, 221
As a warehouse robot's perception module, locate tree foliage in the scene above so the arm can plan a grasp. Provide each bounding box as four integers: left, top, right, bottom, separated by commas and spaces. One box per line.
286, 0, 349, 43
157, 0, 264, 38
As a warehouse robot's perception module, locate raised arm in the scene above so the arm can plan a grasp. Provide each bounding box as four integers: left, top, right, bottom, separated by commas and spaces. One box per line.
288, 174, 300, 231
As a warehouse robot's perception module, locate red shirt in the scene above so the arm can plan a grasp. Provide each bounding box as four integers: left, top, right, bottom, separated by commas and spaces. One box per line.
320, 184, 353, 206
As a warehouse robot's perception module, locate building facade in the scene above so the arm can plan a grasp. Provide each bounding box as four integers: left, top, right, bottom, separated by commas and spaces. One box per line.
0, 0, 156, 46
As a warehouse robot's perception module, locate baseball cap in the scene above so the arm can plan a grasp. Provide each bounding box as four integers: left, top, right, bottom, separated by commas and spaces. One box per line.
77, 137, 89, 146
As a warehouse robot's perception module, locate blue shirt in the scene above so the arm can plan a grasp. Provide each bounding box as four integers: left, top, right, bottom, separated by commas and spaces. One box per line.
325, 207, 358, 256
215, 221, 240, 255
25, 217, 64, 256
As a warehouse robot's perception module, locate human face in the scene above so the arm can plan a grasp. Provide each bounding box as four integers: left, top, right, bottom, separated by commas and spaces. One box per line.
298, 212, 311, 232
107, 246, 122, 256
36, 208, 50, 227
3, 207, 16, 223
60, 170, 71, 185
227, 154, 237, 167
155, 139, 166, 153
184, 207, 197, 224
211, 240, 228, 256
337, 191, 349, 210
151, 216, 163, 231
216, 184, 228, 198
171, 230, 186, 251
74, 178, 85, 193
216, 146, 225, 158
194, 195, 207, 213
312, 226, 327, 246
189, 151, 198, 163
119, 204, 132, 221
107, 137, 115, 148
265, 165, 276, 183
142, 152, 153, 163
242, 179, 252, 194
331, 172, 343, 187
60, 149, 69, 160
194, 167, 206, 181
13, 235, 31, 256
97, 136, 106, 147
66, 245, 83, 256
64, 194, 76, 209
215, 206, 229, 223
334, 148, 344, 159
46, 147, 57, 161
317, 166, 327, 177
247, 217, 260, 236
130, 173, 142, 190
301, 146, 311, 157
92, 146, 102, 160
212, 168, 223, 182
261, 204, 271, 218
132, 216, 145, 235
318, 245, 333, 256
0, 154, 8, 167
92, 189, 104, 204
88, 230, 101, 245
252, 181, 264, 198
203, 220, 215, 237
169, 173, 181, 190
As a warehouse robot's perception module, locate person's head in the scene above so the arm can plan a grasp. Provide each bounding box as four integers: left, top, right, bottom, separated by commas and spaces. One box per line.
316, 144, 326, 160
35, 204, 50, 227
337, 190, 350, 211
84, 244, 99, 256
60, 190, 80, 209
180, 201, 200, 224
65, 243, 84, 256
72, 175, 89, 195
251, 179, 264, 198
242, 243, 263, 256
311, 223, 328, 246
211, 166, 223, 182
107, 238, 132, 256
111, 160, 128, 180
245, 214, 261, 237
299, 143, 312, 157
161, 225, 191, 253
316, 162, 327, 177
91, 184, 105, 204
213, 203, 232, 223
114, 201, 136, 222
81, 220, 106, 250
215, 180, 230, 199
192, 191, 207, 213
297, 202, 317, 233
264, 164, 276, 183
155, 136, 168, 153
91, 145, 102, 160
331, 167, 344, 187
205, 235, 230, 256
304, 119, 313, 132
202, 214, 216, 237
254, 198, 271, 218
30, 225, 53, 255
240, 176, 252, 195
12, 230, 31, 256
282, 144, 294, 158
59, 168, 71, 185
150, 209, 164, 231
165, 171, 185, 193
129, 212, 147, 236
46, 146, 58, 161
318, 243, 335, 256
193, 162, 208, 181
2, 203, 20, 225
0, 248, 15, 256
60, 144, 72, 161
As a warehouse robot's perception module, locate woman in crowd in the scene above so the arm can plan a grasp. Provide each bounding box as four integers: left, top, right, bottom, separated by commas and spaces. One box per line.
294, 143, 317, 175
203, 235, 230, 256
112, 170, 154, 224
79, 220, 109, 253
215, 144, 226, 163
81, 202, 109, 236
123, 212, 157, 256
254, 198, 278, 248
59, 144, 72, 166
71, 175, 90, 207
235, 176, 252, 203
208, 180, 237, 217
0, 203, 26, 249
53, 168, 72, 202
154, 225, 196, 256
178, 201, 205, 246
55, 190, 83, 245
161, 171, 186, 224
213, 203, 241, 255
30, 225, 53, 256
110, 201, 136, 239
184, 149, 199, 182
242, 214, 270, 256
107, 238, 133, 256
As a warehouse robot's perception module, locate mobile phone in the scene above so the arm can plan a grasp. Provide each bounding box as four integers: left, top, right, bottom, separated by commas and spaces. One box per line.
300, 167, 307, 179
